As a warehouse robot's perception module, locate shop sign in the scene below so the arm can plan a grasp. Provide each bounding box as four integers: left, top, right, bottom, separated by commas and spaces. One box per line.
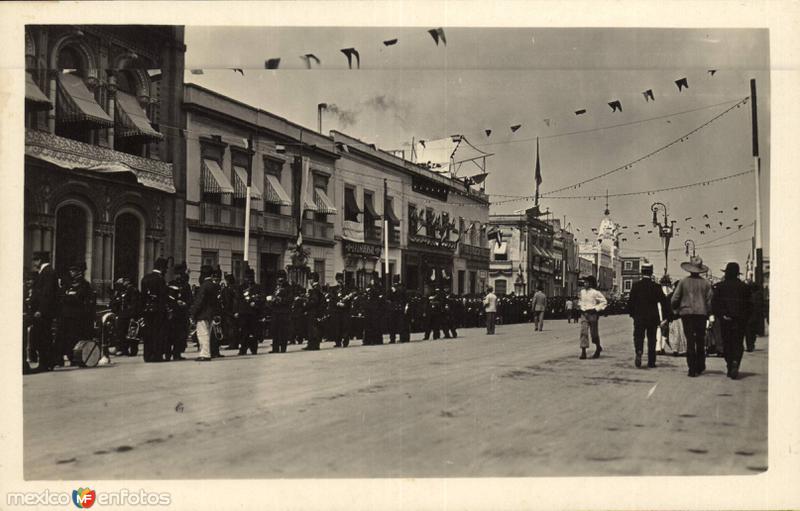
343, 240, 382, 257
409, 234, 457, 252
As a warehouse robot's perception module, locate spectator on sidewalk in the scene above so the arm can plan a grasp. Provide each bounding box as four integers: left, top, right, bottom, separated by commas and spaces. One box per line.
532, 285, 547, 331
565, 297, 575, 324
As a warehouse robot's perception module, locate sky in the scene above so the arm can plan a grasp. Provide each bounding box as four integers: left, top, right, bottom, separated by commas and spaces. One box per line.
183, 27, 769, 279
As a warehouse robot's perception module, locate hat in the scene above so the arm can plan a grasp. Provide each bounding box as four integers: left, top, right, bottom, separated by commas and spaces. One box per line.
277, 269, 287, 280
722, 262, 741, 276
583, 275, 597, 287
659, 274, 672, 286
244, 268, 255, 279
641, 263, 654, 276
154, 257, 169, 272
174, 261, 187, 273
335, 272, 344, 281
309, 272, 320, 283
32, 251, 51, 263
680, 255, 708, 274
392, 274, 401, 284
199, 265, 214, 281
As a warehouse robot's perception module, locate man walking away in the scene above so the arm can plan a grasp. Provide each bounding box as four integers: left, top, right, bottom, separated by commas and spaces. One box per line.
671, 256, 714, 377
565, 297, 574, 324
484, 286, 498, 335
532, 285, 547, 331
578, 276, 607, 359
29, 252, 59, 372
712, 262, 752, 379
141, 257, 169, 362
190, 265, 219, 362
628, 263, 670, 368
745, 280, 763, 353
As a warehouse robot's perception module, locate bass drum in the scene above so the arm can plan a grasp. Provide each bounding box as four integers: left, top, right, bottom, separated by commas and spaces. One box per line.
72, 340, 101, 368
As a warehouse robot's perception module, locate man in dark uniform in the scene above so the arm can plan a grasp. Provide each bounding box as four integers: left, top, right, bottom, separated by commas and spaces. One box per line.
140, 257, 169, 362
270, 270, 292, 353
712, 262, 752, 379
236, 267, 265, 355
387, 275, 410, 343
291, 287, 307, 345
110, 277, 141, 356
166, 262, 192, 361
423, 287, 443, 340
190, 265, 221, 362
29, 252, 59, 372
328, 273, 350, 348
220, 274, 239, 351
445, 291, 462, 339
57, 262, 95, 366
304, 272, 324, 350
362, 272, 385, 345
628, 263, 670, 368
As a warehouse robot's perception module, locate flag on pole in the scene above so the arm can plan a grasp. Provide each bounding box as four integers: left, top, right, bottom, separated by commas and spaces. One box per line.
534, 137, 542, 206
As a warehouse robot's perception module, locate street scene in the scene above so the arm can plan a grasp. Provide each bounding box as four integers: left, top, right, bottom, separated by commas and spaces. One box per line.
20, 24, 769, 481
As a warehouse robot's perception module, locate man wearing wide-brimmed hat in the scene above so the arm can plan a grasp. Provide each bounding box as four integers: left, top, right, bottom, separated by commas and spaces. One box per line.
712, 262, 752, 379
671, 255, 714, 377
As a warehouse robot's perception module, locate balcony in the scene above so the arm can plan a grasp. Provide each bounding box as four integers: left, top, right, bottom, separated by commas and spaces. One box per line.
302, 219, 335, 245
460, 244, 490, 261
261, 212, 295, 238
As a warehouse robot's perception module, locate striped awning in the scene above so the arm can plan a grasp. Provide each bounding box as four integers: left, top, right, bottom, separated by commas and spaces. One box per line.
25, 72, 52, 109
202, 158, 234, 195
264, 173, 292, 206
233, 165, 263, 202
57, 72, 113, 127
385, 197, 400, 224
314, 187, 337, 215
531, 245, 547, 258
115, 91, 163, 140
493, 241, 508, 256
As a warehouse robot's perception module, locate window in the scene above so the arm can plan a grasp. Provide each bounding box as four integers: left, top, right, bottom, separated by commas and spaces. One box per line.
441, 212, 450, 240
231, 149, 251, 209
624, 279, 632, 292
457, 270, 465, 295
263, 158, 284, 214
458, 217, 465, 243
313, 173, 330, 223
344, 185, 360, 222
231, 252, 245, 283
200, 139, 231, 205
624, 261, 633, 270
364, 191, 379, 241
495, 279, 507, 295
408, 204, 418, 235
425, 208, 435, 237
314, 259, 326, 285
201, 250, 219, 269
469, 271, 477, 294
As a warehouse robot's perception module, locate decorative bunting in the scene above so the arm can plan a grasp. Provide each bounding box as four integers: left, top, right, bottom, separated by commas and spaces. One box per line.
575, 109, 586, 115
733, 206, 738, 210
419, 140, 426, 148
700, 230, 706, 234
383, 38, 398, 46
484, 129, 492, 137
543, 119, 551, 127
300, 54, 321, 69
608, 100, 622, 112
643, 89, 655, 102
675, 77, 689, 91
703, 214, 709, 219
190, 69, 204, 75
708, 69, 717, 76
340, 48, 361, 69
684, 217, 692, 221
265, 58, 281, 69
510, 124, 522, 132
428, 27, 447, 46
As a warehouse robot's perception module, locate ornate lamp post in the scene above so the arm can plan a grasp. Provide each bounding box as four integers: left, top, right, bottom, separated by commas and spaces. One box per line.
651, 202, 676, 276
684, 239, 696, 257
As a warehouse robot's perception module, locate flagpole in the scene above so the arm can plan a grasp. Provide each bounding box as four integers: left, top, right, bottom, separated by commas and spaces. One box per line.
750, 79, 763, 290
534, 137, 541, 209
383, 178, 390, 293
243, 135, 254, 270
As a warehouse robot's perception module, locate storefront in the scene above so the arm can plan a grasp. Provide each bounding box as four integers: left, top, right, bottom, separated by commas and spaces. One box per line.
404, 234, 457, 293
342, 239, 383, 289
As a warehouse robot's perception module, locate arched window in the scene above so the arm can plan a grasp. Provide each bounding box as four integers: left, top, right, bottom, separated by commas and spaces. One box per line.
113, 209, 145, 284
54, 201, 93, 282
55, 45, 112, 143
114, 68, 162, 157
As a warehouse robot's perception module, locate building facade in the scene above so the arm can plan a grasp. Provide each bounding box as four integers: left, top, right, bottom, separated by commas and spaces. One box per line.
182, 84, 339, 290
620, 255, 650, 295
24, 25, 186, 302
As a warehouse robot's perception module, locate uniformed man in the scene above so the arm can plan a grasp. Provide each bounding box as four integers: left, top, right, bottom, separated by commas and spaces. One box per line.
423, 287, 443, 340
291, 287, 308, 345
29, 252, 59, 372
304, 272, 324, 351
361, 272, 384, 345
166, 262, 192, 361
141, 257, 169, 362
387, 275, 410, 343
57, 261, 95, 366
220, 274, 239, 351
236, 267, 265, 355
444, 292, 462, 339
328, 273, 350, 348
269, 270, 292, 353
110, 277, 141, 356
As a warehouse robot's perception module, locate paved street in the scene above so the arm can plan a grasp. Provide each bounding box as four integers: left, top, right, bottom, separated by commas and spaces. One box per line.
24, 315, 767, 479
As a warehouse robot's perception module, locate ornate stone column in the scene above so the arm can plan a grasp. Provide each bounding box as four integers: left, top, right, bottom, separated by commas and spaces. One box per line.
47, 69, 58, 134
92, 227, 104, 291
106, 76, 117, 150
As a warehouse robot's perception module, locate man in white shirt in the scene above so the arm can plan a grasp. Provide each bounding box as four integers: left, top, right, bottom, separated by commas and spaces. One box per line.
565, 298, 574, 324
578, 276, 607, 359
531, 286, 547, 331
483, 287, 498, 335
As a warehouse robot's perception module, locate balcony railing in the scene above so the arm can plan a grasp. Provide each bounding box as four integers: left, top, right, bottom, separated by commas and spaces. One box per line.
460, 244, 490, 260
364, 224, 382, 244
302, 219, 335, 243
261, 212, 295, 238
200, 203, 264, 232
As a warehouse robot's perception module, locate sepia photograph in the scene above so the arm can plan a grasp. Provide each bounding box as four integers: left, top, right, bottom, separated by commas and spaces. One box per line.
2, 1, 798, 510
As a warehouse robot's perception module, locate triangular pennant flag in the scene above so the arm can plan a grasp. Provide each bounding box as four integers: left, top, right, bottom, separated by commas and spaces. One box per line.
575, 109, 586, 115
419, 140, 426, 148
383, 38, 398, 46
428, 27, 447, 46
703, 214, 709, 219
708, 69, 717, 76
684, 217, 692, 221
301, 54, 321, 69
265, 58, 281, 69
543, 118, 551, 127
232, 68, 244, 75
675, 77, 689, 91
733, 206, 738, 210
608, 100, 622, 112
451, 134, 462, 143
484, 129, 492, 137
642, 89, 655, 102
340, 48, 360, 69
510, 124, 522, 132
190, 69, 204, 75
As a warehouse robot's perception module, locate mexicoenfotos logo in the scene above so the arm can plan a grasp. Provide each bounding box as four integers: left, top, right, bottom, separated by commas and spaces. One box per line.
72, 488, 96, 508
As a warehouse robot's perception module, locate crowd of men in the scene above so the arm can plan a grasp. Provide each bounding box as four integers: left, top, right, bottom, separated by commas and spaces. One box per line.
24, 250, 634, 372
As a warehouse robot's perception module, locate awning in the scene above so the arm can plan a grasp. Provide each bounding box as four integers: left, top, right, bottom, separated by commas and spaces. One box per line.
493, 241, 508, 256
25, 72, 52, 109
202, 158, 234, 195
264, 173, 292, 206
364, 194, 380, 219
531, 245, 547, 257
343, 220, 365, 243
314, 187, 337, 214
344, 187, 362, 218
233, 165, 263, 202
57, 72, 113, 127
115, 91, 163, 140
385, 197, 400, 224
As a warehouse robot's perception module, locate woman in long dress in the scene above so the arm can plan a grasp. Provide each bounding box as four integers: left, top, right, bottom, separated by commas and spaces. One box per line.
659, 276, 687, 356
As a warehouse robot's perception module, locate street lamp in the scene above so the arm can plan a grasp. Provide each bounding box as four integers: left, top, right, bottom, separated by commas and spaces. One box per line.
684, 239, 696, 257
651, 202, 676, 276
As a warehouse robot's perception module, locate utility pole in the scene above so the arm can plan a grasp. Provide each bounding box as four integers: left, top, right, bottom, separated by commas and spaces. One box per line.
243, 135, 254, 271
383, 178, 390, 293
750, 78, 765, 336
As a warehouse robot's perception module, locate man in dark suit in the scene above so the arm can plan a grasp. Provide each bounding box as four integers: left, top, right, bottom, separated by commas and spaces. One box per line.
29, 252, 59, 372
140, 257, 169, 362
628, 263, 670, 368
57, 262, 95, 365
712, 262, 752, 379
